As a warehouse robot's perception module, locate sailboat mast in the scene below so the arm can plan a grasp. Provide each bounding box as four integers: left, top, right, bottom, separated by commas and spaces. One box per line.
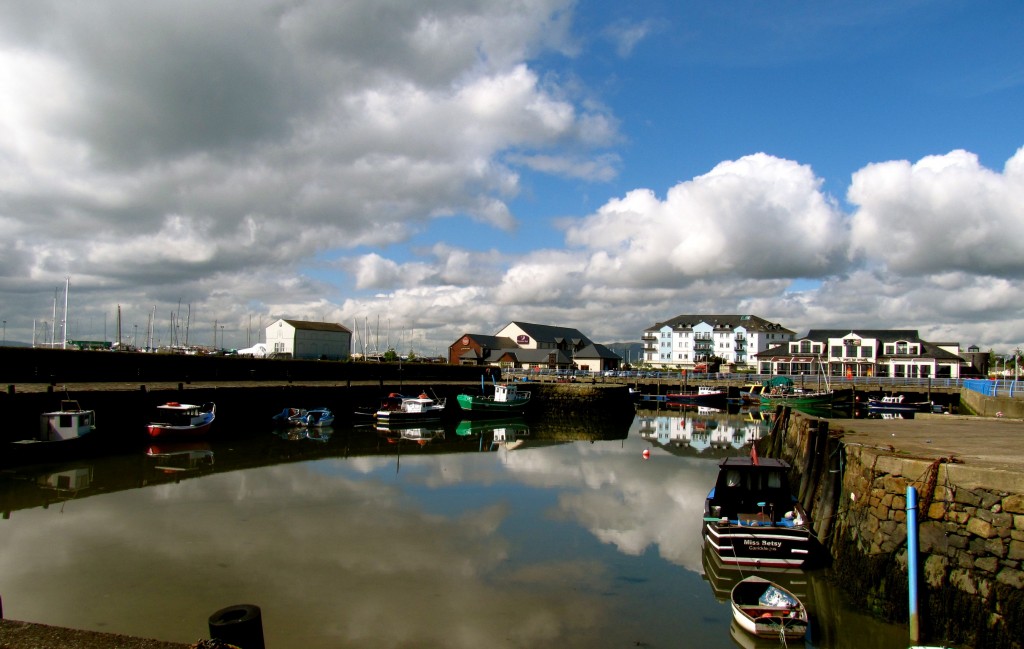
61, 276, 69, 349
51, 287, 57, 348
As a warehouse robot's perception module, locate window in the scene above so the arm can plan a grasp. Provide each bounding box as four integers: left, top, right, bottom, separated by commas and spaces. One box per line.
800, 340, 811, 353
831, 345, 842, 357
861, 346, 873, 358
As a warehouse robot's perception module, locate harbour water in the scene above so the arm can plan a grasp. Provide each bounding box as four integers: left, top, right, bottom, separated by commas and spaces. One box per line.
0, 410, 925, 648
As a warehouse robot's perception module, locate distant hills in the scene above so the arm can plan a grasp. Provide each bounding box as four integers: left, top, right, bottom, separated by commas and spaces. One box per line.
603, 342, 643, 365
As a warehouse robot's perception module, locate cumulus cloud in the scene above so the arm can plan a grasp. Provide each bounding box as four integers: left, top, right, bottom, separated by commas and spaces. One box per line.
564, 153, 849, 287
849, 147, 1024, 278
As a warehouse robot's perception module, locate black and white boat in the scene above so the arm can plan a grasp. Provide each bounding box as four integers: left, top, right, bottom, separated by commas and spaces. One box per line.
866, 394, 932, 414
702, 453, 815, 568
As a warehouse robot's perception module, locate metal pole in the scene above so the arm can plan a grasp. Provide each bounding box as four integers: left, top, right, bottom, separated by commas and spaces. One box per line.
907, 485, 920, 644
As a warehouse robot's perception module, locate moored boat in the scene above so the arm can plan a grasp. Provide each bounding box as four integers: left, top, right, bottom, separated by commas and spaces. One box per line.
456, 382, 531, 414
147, 402, 216, 439
758, 387, 835, 408
376, 392, 445, 424
730, 575, 808, 640
866, 394, 932, 413
3, 400, 101, 468
40, 400, 97, 441
703, 453, 815, 568
665, 386, 727, 406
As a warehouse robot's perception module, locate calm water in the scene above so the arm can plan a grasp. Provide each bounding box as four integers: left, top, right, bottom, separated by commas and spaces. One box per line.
0, 410, 921, 648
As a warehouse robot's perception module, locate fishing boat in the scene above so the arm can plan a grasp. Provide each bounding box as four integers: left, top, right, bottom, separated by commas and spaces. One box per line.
146, 402, 216, 439
456, 381, 531, 414
376, 392, 445, 424
665, 386, 727, 406
3, 400, 101, 468
730, 575, 808, 640
703, 452, 815, 568
40, 400, 97, 441
866, 394, 932, 414
758, 385, 835, 408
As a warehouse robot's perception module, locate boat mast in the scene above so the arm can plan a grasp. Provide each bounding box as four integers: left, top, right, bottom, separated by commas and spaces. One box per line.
50, 287, 57, 347
61, 276, 69, 349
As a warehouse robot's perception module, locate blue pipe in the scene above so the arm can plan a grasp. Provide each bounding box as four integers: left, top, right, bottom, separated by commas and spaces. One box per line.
907, 485, 920, 644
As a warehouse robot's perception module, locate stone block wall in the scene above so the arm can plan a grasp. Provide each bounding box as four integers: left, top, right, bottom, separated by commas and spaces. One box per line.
793, 430, 1024, 647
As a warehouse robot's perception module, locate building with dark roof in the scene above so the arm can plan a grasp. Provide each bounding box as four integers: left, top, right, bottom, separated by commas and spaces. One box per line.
448, 321, 622, 372
641, 314, 794, 369
754, 329, 965, 379
265, 318, 352, 360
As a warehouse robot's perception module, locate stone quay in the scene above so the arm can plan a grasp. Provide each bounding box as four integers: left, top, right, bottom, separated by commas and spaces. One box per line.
764, 406, 1024, 648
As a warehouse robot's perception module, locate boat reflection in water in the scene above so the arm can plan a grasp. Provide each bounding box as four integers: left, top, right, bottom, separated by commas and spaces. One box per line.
637, 407, 771, 455
455, 417, 530, 452
275, 426, 335, 442
145, 442, 215, 476
375, 422, 446, 445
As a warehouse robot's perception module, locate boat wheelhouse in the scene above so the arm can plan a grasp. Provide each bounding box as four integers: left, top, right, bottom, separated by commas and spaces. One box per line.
40, 400, 96, 441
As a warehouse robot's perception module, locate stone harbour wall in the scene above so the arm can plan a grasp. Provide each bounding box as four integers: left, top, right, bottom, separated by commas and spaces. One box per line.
765, 409, 1024, 648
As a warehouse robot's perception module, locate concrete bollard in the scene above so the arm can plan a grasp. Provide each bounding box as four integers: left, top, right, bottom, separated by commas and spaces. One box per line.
209, 604, 265, 649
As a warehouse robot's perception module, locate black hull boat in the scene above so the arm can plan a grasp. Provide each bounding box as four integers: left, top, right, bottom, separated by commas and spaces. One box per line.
703, 453, 815, 568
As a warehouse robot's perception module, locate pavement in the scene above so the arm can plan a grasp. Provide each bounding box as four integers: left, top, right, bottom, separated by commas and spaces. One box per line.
0, 619, 192, 649
814, 412, 1024, 493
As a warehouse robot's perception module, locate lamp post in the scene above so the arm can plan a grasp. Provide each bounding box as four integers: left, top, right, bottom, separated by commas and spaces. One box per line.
220, 325, 225, 351
2, 320, 5, 345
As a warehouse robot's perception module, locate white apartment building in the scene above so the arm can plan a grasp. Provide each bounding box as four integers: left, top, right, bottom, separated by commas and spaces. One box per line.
641, 315, 795, 369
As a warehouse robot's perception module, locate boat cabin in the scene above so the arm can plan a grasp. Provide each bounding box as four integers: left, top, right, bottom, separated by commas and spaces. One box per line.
493, 384, 521, 402
706, 456, 798, 524
40, 400, 96, 441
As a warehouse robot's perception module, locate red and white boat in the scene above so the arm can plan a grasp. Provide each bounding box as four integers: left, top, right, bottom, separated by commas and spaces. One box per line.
147, 402, 216, 439
666, 386, 727, 406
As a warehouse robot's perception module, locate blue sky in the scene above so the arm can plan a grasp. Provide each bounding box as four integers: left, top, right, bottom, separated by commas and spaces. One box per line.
0, 1, 1022, 356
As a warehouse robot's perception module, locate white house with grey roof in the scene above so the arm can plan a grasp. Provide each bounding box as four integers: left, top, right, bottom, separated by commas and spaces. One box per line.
266, 319, 352, 360
642, 314, 794, 369
448, 321, 621, 372
755, 329, 964, 379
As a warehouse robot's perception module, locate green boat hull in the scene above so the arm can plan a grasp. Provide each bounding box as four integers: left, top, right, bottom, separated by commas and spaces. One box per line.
456, 393, 530, 413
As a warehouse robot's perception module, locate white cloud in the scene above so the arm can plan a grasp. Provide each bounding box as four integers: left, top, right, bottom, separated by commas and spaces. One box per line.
849, 147, 1024, 277
564, 153, 848, 287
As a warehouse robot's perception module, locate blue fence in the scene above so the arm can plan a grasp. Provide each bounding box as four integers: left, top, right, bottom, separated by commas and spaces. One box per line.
963, 378, 1022, 398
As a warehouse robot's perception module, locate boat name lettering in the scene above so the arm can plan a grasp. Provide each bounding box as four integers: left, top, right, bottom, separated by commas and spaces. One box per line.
742, 539, 783, 550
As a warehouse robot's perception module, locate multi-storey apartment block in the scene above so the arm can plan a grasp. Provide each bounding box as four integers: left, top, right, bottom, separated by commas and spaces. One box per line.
641, 315, 795, 369
755, 329, 964, 379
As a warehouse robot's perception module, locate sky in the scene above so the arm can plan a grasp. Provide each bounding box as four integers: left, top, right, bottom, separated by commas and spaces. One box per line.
1, 1, 1023, 357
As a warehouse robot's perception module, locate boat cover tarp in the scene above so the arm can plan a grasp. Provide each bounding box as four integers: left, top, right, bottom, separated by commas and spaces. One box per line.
759, 585, 797, 608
